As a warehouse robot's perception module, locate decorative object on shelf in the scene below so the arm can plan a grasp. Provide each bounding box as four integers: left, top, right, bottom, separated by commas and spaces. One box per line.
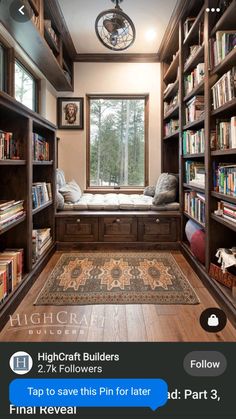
95, 0, 136, 51
216, 247, 236, 273
57, 98, 84, 130
209, 263, 235, 289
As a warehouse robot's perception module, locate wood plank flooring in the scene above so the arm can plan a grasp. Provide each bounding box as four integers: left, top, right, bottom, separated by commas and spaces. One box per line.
0, 251, 235, 342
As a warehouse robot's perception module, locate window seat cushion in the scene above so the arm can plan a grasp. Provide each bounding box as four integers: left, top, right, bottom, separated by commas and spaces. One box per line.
61, 193, 179, 211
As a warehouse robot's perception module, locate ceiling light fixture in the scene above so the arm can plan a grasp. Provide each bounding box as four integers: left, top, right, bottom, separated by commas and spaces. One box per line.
95, 0, 136, 51
145, 28, 157, 41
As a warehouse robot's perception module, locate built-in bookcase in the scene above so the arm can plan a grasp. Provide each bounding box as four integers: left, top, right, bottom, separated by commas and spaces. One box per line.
0, 91, 56, 327
161, 0, 236, 324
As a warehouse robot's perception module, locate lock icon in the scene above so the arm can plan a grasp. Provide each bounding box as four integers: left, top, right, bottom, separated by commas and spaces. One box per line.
207, 314, 219, 327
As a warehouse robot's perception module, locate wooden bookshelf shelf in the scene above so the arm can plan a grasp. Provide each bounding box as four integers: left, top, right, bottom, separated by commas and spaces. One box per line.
44, 26, 60, 55
184, 80, 204, 102
33, 160, 54, 165
184, 44, 204, 73
211, 47, 236, 77
0, 160, 26, 165
32, 200, 53, 215
211, 98, 236, 116
32, 241, 55, 269
164, 79, 179, 101
211, 0, 236, 36
211, 213, 236, 233
163, 52, 179, 83
163, 131, 179, 141
211, 191, 236, 205
163, 104, 179, 120
183, 117, 205, 130
211, 148, 236, 156
183, 153, 204, 159
183, 183, 205, 193
183, 4, 205, 45
184, 211, 205, 229
0, 214, 26, 236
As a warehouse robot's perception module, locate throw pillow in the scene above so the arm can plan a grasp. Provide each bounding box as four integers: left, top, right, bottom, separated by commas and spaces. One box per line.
143, 185, 155, 197
56, 190, 65, 210
153, 173, 178, 205
59, 180, 82, 203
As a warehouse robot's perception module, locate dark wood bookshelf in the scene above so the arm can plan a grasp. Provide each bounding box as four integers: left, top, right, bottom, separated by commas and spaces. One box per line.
183, 183, 205, 193
32, 200, 53, 215
183, 153, 204, 159
183, 3, 205, 45
0, 91, 56, 330
211, 191, 236, 205
210, 0, 236, 36
163, 131, 179, 141
183, 80, 204, 102
211, 213, 236, 233
211, 98, 236, 116
211, 148, 236, 156
163, 104, 179, 120
183, 116, 205, 130
163, 52, 179, 83
184, 211, 205, 229
184, 44, 204, 73
163, 79, 179, 101
211, 47, 236, 77
44, 25, 60, 55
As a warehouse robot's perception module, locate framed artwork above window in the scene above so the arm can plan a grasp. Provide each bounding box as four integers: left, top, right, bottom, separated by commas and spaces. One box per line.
57, 97, 84, 130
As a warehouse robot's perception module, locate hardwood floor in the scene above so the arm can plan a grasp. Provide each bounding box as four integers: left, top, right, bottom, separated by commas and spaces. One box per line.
0, 251, 235, 342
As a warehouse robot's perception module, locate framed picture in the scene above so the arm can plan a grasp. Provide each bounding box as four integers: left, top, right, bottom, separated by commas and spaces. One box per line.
57, 97, 84, 129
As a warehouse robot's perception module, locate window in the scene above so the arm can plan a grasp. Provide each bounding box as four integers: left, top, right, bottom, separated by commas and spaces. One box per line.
14, 61, 37, 111
0, 44, 5, 91
88, 95, 148, 188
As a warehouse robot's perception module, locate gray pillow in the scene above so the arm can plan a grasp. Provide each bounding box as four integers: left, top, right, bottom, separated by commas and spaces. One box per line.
143, 185, 155, 197
56, 190, 65, 210
153, 173, 178, 205
59, 180, 82, 203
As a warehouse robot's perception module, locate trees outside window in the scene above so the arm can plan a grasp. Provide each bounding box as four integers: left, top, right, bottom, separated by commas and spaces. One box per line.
15, 61, 36, 111
88, 96, 148, 188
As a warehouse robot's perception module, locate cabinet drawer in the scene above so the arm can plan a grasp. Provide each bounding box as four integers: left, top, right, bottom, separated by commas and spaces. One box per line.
56, 217, 98, 242
138, 217, 179, 242
99, 217, 137, 242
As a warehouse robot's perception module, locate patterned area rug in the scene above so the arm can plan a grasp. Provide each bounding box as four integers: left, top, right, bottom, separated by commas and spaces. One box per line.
35, 252, 200, 305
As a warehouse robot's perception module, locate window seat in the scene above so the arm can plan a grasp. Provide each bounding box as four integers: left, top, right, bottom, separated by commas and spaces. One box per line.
59, 193, 180, 212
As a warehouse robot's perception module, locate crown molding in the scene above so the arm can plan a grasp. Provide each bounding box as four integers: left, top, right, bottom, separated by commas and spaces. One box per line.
74, 53, 160, 63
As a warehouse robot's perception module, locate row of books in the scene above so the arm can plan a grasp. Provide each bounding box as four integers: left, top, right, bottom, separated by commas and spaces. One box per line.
0, 200, 25, 231
213, 163, 236, 196
184, 63, 205, 96
33, 133, 50, 161
164, 119, 179, 137
0, 249, 24, 303
185, 161, 205, 188
185, 96, 204, 124
209, 31, 236, 68
183, 128, 205, 155
218, 200, 236, 224
164, 93, 179, 116
210, 117, 236, 150
32, 228, 52, 263
0, 130, 20, 160
32, 183, 52, 209
212, 67, 236, 110
184, 191, 205, 225
184, 45, 202, 71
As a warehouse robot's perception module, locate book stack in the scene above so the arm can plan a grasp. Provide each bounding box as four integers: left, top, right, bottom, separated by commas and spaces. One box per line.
184, 45, 202, 70
32, 183, 52, 209
164, 119, 179, 137
184, 191, 205, 225
0, 249, 24, 302
184, 63, 205, 95
0, 200, 25, 231
183, 128, 205, 154
0, 130, 20, 160
185, 161, 205, 188
32, 228, 52, 263
219, 200, 236, 224
213, 163, 236, 196
33, 133, 50, 161
212, 67, 236, 110
185, 96, 204, 123
164, 93, 178, 116
211, 117, 236, 150
209, 31, 236, 68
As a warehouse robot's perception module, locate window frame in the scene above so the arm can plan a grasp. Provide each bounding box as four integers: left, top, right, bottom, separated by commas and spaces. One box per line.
86, 94, 149, 192
14, 57, 40, 113
0, 42, 7, 92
